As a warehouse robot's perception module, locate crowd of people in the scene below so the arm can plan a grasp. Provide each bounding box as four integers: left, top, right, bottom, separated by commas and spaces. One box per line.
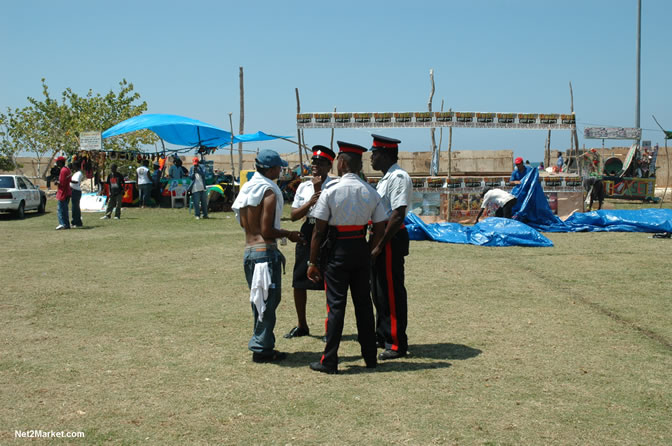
232, 135, 412, 374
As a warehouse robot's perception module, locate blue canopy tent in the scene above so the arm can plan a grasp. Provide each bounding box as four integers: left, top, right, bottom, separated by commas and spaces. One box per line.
102, 114, 291, 147
102, 114, 234, 147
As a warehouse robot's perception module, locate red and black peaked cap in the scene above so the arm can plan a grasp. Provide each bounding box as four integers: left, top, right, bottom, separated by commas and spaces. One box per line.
371, 134, 401, 151
312, 145, 336, 162
336, 140, 367, 157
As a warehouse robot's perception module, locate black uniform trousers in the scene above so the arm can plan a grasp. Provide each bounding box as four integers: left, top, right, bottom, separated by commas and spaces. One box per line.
320, 237, 377, 369
371, 227, 409, 353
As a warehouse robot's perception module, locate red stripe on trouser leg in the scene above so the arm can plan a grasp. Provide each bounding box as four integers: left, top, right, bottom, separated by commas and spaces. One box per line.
385, 242, 399, 351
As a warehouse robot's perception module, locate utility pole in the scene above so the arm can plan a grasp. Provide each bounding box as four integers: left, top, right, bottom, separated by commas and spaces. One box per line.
635, 0, 641, 143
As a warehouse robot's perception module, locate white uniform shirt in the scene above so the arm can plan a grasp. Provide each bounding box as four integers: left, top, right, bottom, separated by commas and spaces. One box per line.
291, 176, 333, 218
312, 173, 388, 226
481, 189, 515, 212
376, 163, 413, 217
70, 171, 84, 191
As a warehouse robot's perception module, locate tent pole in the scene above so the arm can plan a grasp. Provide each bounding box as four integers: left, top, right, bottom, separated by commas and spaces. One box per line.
295, 88, 303, 178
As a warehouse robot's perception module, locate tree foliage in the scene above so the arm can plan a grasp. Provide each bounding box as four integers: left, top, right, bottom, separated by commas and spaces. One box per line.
0, 78, 156, 175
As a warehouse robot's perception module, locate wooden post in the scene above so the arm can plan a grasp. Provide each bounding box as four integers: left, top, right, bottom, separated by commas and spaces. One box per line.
438, 99, 444, 169
238, 67, 244, 173
330, 107, 336, 151
228, 113, 235, 177
448, 108, 453, 180
545, 130, 551, 168
428, 69, 437, 175
295, 88, 303, 178
570, 82, 581, 176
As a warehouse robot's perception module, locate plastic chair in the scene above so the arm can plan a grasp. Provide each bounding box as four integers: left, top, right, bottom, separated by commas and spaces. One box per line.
170, 180, 188, 208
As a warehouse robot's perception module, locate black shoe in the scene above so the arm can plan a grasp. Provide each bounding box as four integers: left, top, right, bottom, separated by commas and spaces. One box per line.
322, 335, 327, 343
378, 349, 407, 361
310, 361, 337, 374
252, 350, 287, 363
284, 326, 310, 339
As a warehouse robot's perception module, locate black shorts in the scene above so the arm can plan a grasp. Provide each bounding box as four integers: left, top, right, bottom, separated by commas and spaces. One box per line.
292, 220, 325, 290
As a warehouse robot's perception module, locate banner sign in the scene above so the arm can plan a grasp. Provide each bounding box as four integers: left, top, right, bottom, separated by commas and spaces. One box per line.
297, 112, 576, 129
80, 131, 102, 151
583, 127, 641, 140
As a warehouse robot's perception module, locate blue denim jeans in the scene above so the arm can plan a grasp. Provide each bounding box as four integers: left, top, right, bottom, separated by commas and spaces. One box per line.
57, 198, 70, 228
139, 183, 152, 206
192, 190, 208, 218
71, 189, 82, 226
244, 246, 284, 354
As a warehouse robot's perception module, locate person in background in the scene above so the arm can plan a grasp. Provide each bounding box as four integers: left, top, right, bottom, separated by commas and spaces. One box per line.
556, 153, 564, 172
54, 156, 72, 230
525, 160, 531, 167
475, 187, 518, 223
136, 159, 152, 208
284, 145, 335, 339
509, 157, 531, 185
151, 161, 163, 206
101, 164, 125, 220
178, 159, 188, 177
231, 149, 304, 364
538, 162, 545, 170
188, 157, 209, 220
169, 157, 183, 179
69, 160, 84, 228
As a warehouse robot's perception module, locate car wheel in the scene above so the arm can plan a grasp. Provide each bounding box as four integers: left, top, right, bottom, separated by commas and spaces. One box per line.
38, 197, 46, 214
16, 201, 25, 219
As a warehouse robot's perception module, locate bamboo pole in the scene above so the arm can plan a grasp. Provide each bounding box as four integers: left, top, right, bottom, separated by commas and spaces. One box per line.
295, 88, 303, 178
238, 67, 244, 173
428, 69, 437, 175
545, 130, 551, 168
228, 113, 235, 177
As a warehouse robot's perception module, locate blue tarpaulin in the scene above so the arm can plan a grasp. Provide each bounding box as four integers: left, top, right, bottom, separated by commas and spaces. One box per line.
102, 114, 290, 147
405, 212, 554, 247
511, 167, 672, 233
405, 166, 671, 247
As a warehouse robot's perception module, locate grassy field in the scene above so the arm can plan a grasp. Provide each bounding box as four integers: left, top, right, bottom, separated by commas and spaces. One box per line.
1, 199, 671, 445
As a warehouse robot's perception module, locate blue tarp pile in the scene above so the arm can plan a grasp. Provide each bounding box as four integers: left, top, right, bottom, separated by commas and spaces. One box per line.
405, 166, 672, 247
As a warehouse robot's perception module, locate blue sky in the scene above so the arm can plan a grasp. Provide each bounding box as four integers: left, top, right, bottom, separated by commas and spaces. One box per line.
1, 0, 670, 162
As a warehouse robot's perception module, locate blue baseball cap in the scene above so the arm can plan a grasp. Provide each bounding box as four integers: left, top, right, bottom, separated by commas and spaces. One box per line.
255, 149, 288, 168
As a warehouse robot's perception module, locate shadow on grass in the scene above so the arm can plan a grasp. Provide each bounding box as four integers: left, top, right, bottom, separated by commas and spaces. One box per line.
275, 343, 480, 374
0, 211, 50, 221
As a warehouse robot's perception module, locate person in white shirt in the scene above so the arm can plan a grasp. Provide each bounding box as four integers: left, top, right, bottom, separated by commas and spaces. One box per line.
69, 160, 84, 228
369, 134, 413, 361
306, 141, 388, 374
188, 157, 209, 219
136, 159, 152, 208
284, 145, 335, 339
475, 188, 518, 223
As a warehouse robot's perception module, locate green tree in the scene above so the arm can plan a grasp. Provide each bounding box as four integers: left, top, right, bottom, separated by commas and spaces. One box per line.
1, 78, 156, 177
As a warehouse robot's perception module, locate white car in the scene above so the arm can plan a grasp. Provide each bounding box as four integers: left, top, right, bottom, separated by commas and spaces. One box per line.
0, 174, 46, 218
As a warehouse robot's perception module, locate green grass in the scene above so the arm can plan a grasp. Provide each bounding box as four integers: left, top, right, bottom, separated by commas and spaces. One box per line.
1, 200, 671, 445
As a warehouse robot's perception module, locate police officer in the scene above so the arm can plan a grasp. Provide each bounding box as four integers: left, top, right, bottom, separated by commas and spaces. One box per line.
306, 141, 388, 374
284, 145, 335, 339
370, 134, 413, 360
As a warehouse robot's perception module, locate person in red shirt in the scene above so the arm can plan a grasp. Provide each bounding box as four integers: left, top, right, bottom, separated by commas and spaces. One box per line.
54, 156, 72, 230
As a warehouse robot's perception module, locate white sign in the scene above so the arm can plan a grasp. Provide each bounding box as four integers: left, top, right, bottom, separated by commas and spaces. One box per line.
584, 127, 641, 140
79, 131, 102, 151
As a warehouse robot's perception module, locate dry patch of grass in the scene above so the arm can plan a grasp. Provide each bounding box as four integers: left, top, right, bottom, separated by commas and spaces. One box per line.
1, 200, 670, 444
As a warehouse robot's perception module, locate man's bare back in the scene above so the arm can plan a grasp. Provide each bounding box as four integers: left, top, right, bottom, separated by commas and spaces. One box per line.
240, 189, 303, 246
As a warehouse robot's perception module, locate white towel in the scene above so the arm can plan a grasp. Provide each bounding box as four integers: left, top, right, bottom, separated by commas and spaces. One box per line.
232, 172, 284, 233
250, 262, 272, 322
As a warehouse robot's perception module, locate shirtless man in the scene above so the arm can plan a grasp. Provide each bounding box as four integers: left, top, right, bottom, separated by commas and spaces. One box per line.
232, 149, 303, 363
